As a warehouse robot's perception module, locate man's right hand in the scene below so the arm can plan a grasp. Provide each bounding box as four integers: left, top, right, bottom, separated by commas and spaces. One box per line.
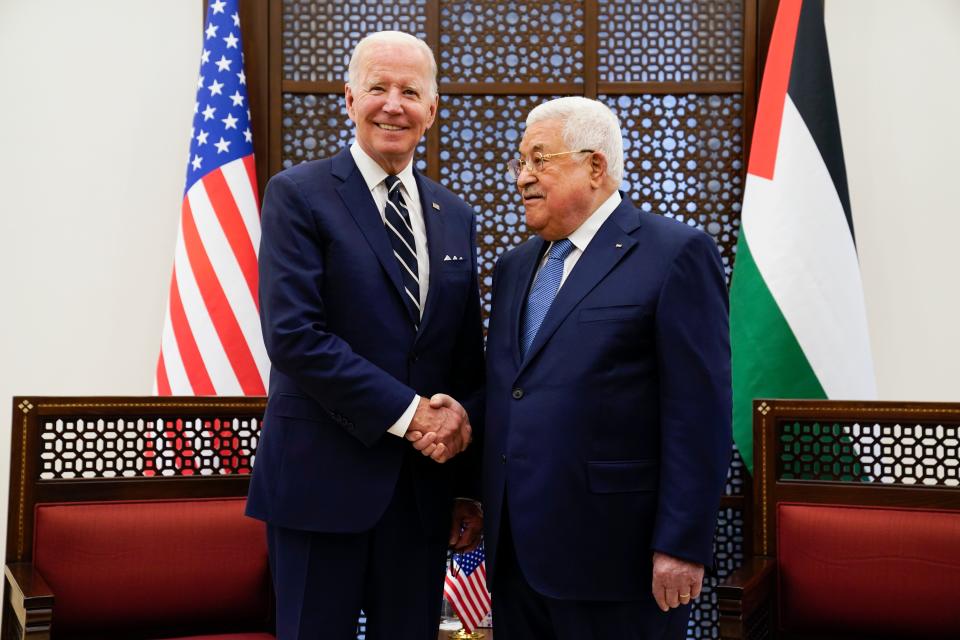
405, 394, 471, 463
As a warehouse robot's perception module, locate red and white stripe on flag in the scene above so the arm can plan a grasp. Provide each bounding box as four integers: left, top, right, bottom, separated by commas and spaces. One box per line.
156, 157, 268, 395
155, 0, 268, 396
443, 559, 491, 633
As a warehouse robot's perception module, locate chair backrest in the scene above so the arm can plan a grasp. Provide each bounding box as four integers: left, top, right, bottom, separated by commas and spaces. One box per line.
752, 399, 960, 638
6, 396, 269, 638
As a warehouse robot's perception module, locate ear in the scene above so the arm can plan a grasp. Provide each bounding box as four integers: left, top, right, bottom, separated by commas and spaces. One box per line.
344, 83, 357, 122
589, 151, 608, 188
424, 93, 439, 130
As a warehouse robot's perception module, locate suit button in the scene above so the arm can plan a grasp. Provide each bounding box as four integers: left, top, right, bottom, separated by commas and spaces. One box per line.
409, 352, 419, 363
500, 454, 507, 464
511, 388, 524, 399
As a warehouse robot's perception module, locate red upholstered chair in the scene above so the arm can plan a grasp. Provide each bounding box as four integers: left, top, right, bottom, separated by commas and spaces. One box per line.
3, 397, 274, 640
718, 400, 960, 639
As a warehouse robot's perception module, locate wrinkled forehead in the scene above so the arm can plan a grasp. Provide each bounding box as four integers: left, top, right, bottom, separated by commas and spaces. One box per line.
519, 119, 565, 154
357, 44, 432, 85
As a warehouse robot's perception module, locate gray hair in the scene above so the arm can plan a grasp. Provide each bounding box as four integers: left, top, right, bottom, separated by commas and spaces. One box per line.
526, 97, 624, 183
347, 31, 438, 99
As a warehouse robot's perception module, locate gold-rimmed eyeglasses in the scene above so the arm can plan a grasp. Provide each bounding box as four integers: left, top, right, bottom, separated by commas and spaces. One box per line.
506, 149, 594, 181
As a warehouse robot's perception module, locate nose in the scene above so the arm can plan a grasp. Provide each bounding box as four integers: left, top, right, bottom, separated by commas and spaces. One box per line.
383, 87, 403, 114
516, 167, 536, 188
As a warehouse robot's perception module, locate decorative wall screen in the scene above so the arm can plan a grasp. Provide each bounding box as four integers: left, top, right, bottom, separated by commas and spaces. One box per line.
242, 1, 761, 636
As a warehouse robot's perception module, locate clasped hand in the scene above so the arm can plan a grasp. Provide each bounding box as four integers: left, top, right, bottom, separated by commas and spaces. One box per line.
404, 393, 471, 463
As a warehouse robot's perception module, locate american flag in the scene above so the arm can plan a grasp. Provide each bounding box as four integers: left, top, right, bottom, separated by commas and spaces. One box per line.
444, 543, 492, 633
155, 0, 268, 396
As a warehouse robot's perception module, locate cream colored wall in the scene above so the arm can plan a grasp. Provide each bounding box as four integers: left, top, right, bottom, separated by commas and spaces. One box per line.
0, 0, 202, 569
825, 0, 960, 400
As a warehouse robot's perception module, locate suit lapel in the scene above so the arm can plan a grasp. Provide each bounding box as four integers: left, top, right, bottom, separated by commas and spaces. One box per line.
414, 172, 444, 342
509, 238, 547, 369
332, 150, 413, 324
518, 200, 643, 376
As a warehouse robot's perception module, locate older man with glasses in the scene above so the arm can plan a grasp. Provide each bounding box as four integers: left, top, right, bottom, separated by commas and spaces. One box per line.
477, 96, 732, 639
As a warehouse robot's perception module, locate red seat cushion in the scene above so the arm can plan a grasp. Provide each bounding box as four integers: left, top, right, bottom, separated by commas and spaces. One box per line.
33, 497, 270, 637
778, 502, 960, 636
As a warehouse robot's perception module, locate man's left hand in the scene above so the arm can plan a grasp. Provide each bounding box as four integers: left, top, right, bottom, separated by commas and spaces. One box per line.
448, 499, 483, 552
651, 551, 704, 612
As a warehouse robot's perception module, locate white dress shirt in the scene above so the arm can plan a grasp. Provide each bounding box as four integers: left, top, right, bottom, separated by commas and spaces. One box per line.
350, 142, 428, 437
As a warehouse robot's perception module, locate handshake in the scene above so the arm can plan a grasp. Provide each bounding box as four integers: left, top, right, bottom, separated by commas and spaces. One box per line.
404, 393, 471, 463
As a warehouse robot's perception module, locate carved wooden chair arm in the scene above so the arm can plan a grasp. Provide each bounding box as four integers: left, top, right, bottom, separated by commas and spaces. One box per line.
5, 563, 54, 640
717, 557, 776, 640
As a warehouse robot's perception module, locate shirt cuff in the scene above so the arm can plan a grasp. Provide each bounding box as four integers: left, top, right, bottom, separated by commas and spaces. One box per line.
387, 394, 419, 437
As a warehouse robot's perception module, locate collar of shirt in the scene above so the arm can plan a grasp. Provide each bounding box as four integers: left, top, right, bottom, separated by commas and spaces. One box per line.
566, 190, 623, 254
350, 142, 419, 206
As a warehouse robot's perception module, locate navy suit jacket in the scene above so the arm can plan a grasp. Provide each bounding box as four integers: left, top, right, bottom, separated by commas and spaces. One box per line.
483, 196, 732, 601
246, 148, 485, 536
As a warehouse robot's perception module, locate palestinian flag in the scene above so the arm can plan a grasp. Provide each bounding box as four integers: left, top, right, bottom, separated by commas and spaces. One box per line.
730, 0, 876, 472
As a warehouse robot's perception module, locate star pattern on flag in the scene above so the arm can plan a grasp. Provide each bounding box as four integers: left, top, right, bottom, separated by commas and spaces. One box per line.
187, 3, 253, 190
455, 547, 484, 575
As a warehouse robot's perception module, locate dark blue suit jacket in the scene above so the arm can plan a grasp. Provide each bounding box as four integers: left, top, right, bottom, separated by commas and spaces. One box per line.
247, 148, 485, 536
483, 196, 731, 601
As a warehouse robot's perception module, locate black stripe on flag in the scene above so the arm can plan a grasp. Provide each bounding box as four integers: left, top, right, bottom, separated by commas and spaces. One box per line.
787, 0, 855, 242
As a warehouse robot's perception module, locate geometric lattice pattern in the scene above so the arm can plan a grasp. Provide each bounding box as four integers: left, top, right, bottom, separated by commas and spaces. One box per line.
282, 0, 427, 82
440, 0, 585, 83
281, 93, 428, 173
688, 506, 746, 637
39, 416, 259, 479
779, 420, 960, 486
604, 93, 743, 281
725, 445, 747, 497
438, 95, 560, 317
282, 93, 352, 169
598, 0, 743, 83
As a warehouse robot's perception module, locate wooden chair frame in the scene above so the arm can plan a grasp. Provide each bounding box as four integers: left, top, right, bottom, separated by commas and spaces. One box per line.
3, 396, 268, 640
718, 399, 960, 640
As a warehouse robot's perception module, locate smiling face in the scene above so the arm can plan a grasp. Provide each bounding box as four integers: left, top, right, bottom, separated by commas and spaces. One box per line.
516, 119, 598, 241
345, 43, 437, 175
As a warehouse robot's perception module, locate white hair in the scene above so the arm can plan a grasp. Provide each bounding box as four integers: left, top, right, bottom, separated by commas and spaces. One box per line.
347, 31, 438, 99
526, 97, 624, 184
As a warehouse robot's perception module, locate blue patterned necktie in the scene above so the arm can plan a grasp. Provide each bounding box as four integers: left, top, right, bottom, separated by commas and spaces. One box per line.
521, 238, 575, 357
383, 175, 421, 328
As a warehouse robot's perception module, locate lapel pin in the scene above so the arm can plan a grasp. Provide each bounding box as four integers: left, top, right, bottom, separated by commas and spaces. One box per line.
432, 202, 440, 210
615, 243, 623, 248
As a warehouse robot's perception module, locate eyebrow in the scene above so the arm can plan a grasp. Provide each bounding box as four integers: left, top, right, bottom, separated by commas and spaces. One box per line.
364, 75, 423, 89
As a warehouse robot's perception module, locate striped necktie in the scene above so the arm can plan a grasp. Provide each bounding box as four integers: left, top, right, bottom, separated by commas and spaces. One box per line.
383, 175, 421, 327
521, 238, 575, 357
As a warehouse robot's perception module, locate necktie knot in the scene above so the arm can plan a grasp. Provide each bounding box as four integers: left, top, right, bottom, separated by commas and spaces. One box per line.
384, 174, 401, 193
548, 238, 575, 261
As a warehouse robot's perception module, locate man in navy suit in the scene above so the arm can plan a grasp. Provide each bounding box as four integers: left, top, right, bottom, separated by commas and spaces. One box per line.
246, 31, 484, 640
481, 97, 732, 639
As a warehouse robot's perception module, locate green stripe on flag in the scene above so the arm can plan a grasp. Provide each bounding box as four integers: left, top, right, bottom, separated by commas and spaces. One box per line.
730, 232, 825, 473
